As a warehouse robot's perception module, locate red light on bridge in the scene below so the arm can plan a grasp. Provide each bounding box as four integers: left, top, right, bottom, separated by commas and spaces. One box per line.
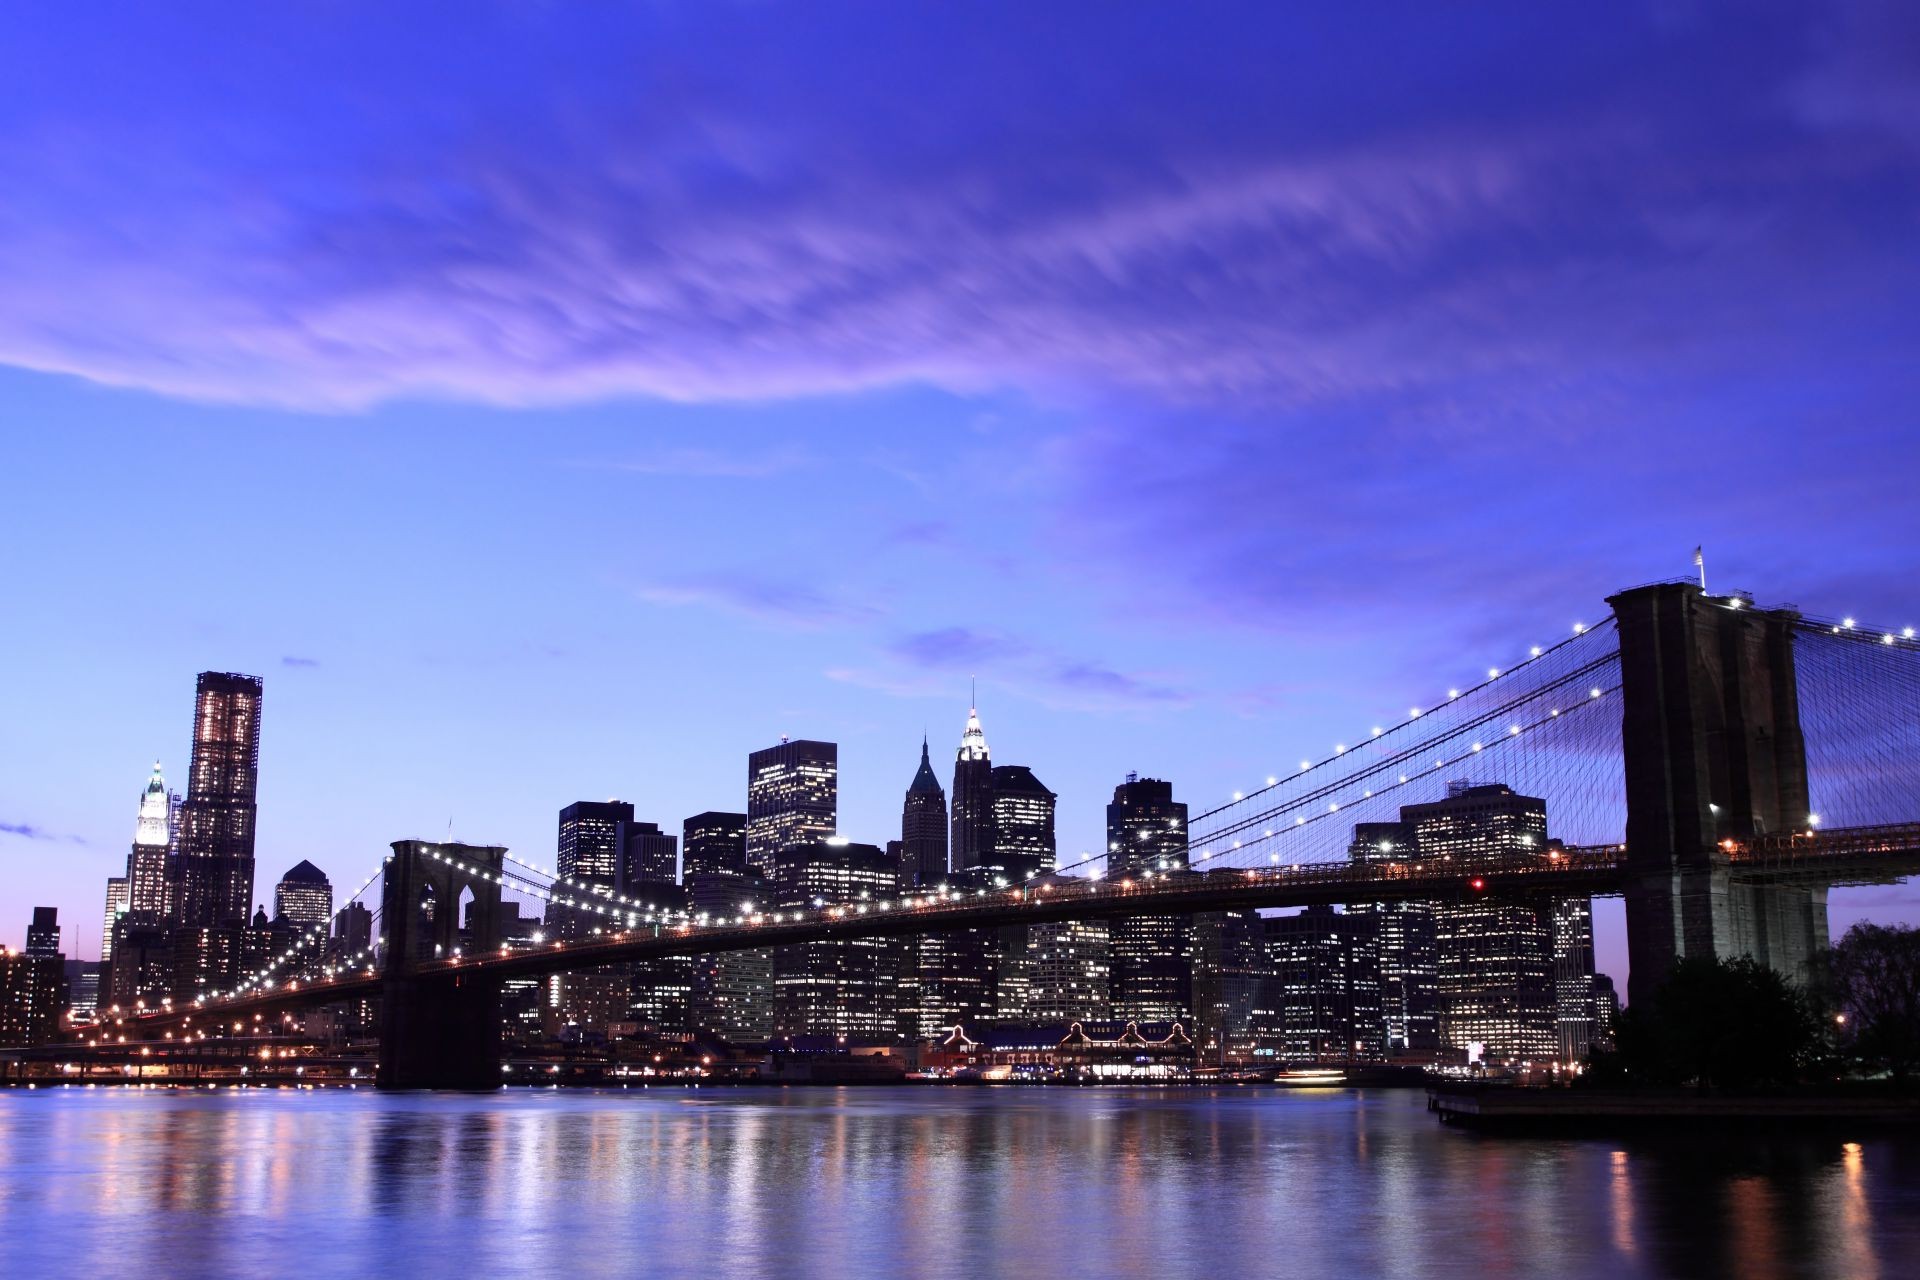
1469, 877, 1487, 892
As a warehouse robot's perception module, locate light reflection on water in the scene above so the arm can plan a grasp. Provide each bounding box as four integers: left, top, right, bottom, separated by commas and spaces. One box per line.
1, 1087, 1916, 1280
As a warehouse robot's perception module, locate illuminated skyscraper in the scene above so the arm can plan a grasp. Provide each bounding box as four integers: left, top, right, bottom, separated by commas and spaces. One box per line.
1265, 906, 1384, 1062
1025, 876, 1111, 1022
172, 672, 264, 931
900, 738, 949, 887
273, 860, 333, 934
949, 702, 993, 873
988, 765, 1055, 881
682, 810, 748, 879
746, 739, 838, 875
556, 800, 632, 890
127, 762, 173, 918
1346, 820, 1439, 1054
1402, 782, 1559, 1064
101, 878, 127, 966
769, 840, 900, 1039
1106, 775, 1193, 1024
618, 820, 679, 889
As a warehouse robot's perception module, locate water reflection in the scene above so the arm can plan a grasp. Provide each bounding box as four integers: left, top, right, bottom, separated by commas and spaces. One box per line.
0, 1088, 1915, 1280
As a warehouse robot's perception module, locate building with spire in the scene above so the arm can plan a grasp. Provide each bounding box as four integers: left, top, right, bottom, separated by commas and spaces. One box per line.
901, 738, 949, 887
950, 697, 994, 873
127, 762, 173, 918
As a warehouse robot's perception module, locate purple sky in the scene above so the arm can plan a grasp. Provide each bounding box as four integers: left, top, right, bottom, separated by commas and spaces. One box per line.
3, 4, 1918, 985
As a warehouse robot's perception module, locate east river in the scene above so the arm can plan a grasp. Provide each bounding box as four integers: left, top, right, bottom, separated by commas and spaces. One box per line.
1, 1086, 1916, 1279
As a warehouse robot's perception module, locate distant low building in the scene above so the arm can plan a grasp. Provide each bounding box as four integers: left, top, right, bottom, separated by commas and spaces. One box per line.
925, 1020, 1195, 1080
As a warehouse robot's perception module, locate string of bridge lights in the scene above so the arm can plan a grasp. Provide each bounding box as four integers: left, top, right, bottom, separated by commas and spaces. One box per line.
1202, 616, 1618, 818
200, 862, 388, 1004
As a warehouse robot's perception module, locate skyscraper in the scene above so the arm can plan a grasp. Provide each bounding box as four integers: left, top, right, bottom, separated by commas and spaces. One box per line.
1402, 782, 1559, 1064
1025, 878, 1111, 1023
102, 877, 128, 966
1265, 906, 1385, 1063
127, 762, 173, 918
745, 739, 837, 875
769, 839, 900, 1040
682, 810, 748, 878
1106, 775, 1193, 1024
988, 764, 1056, 881
172, 672, 264, 932
1347, 820, 1439, 1054
1552, 893, 1599, 1062
25, 907, 60, 957
900, 738, 949, 887
273, 860, 334, 933
0, 913, 65, 1048
1192, 908, 1268, 1064
949, 702, 993, 873
618, 820, 679, 889
556, 800, 633, 891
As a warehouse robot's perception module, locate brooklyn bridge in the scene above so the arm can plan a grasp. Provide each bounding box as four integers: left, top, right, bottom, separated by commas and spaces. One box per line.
61, 581, 1920, 1087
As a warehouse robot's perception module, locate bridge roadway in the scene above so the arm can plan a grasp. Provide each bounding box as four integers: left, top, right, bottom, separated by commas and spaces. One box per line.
95, 823, 1920, 1042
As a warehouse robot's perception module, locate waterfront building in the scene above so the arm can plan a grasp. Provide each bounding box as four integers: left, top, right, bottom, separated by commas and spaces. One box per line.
1105, 775, 1193, 1024
1552, 892, 1599, 1061
745, 739, 838, 876
949, 702, 993, 873
1403, 782, 1560, 1064
682, 810, 748, 879
0, 917, 65, 1047
1192, 908, 1269, 1065
900, 739, 949, 887
1265, 905, 1385, 1062
926, 1020, 1196, 1081
1347, 820, 1440, 1054
273, 860, 333, 934
898, 929, 996, 1041
618, 819, 679, 889
769, 839, 900, 1039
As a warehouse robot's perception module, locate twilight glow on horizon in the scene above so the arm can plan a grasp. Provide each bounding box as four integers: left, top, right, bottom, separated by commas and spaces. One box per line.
3, 3, 1918, 987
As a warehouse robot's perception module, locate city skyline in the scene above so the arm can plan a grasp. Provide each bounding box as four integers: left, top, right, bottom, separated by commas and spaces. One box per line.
4, 5, 1918, 994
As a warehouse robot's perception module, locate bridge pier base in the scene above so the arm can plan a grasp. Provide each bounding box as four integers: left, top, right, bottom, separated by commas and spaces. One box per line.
375, 840, 510, 1091
376, 972, 503, 1091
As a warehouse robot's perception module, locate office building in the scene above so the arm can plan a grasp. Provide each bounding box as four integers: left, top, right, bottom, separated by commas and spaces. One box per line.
1347, 820, 1440, 1054
988, 764, 1056, 881
685, 868, 775, 1043
127, 761, 173, 918
1106, 775, 1193, 1024
1193, 908, 1268, 1064
556, 800, 632, 890
1552, 893, 1599, 1062
172, 672, 264, 930
1025, 882, 1111, 1023
682, 810, 748, 879
102, 877, 128, 967
0, 920, 65, 1047
1266, 905, 1385, 1062
1403, 782, 1560, 1064
769, 840, 900, 1039
900, 739, 949, 887
273, 860, 333, 933
745, 739, 837, 875
618, 819, 679, 889
950, 702, 993, 873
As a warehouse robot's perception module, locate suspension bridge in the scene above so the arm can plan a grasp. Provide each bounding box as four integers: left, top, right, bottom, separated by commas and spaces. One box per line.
70, 581, 1920, 1087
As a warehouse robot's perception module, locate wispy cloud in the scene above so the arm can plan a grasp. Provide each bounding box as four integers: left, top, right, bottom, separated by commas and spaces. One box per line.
281, 655, 321, 668
636, 573, 881, 629
1, 821, 85, 845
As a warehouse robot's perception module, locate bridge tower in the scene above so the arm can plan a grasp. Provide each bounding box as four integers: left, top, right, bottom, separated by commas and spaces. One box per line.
376, 840, 509, 1089
1608, 583, 1828, 1007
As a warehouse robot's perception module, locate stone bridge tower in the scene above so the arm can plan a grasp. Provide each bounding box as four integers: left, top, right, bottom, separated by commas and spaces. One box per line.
376, 840, 509, 1089
1609, 582, 1828, 1007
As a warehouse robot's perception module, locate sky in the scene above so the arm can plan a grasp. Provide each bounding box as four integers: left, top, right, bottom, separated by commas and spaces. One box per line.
2, 3, 1918, 986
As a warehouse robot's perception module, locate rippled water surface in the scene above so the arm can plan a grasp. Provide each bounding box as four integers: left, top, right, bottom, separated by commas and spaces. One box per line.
2, 1086, 1916, 1279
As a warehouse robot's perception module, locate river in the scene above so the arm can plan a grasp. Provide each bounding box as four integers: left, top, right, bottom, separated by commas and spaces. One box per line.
1, 1085, 1914, 1279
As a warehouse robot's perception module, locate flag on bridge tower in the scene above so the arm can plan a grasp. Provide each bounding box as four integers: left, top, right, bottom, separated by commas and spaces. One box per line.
1693, 546, 1706, 590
